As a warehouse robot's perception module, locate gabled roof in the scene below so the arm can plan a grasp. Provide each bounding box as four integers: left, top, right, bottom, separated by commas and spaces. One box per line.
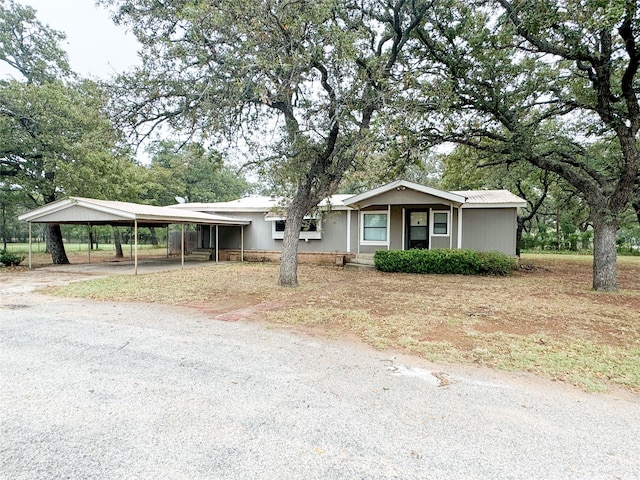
343, 180, 467, 207
452, 190, 528, 208
18, 197, 251, 226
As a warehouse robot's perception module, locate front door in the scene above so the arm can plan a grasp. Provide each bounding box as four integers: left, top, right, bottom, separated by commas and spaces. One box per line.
408, 211, 428, 249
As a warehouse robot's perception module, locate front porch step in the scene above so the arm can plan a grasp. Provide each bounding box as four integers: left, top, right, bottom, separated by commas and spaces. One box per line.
186, 248, 213, 261
345, 253, 376, 270
344, 262, 376, 270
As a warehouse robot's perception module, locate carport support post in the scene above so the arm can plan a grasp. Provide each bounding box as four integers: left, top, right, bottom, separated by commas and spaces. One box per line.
215, 225, 219, 264
134, 220, 138, 275
28, 222, 32, 269
181, 224, 185, 270
87, 224, 91, 264
241, 226, 244, 262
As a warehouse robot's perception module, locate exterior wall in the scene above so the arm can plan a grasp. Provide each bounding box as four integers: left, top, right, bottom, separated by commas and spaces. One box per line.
216, 210, 352, 253
218, 249, 356, 266
461, 208, 517, 255
194, 205, 517, 257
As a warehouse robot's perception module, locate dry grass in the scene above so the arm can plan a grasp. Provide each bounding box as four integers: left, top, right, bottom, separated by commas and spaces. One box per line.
47, 254, 640, 392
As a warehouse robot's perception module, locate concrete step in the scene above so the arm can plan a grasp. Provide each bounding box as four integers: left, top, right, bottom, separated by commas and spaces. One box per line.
344, 262, 376, 271
345, 253, 376, 270
350, 257, 375, 266
187, 249, 213, 261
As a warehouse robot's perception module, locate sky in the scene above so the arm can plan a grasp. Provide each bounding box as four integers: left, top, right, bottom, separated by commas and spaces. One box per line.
10, 0, 140, 79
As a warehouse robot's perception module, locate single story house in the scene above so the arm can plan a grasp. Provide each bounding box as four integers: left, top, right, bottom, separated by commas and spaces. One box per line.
169, 180, 527, 263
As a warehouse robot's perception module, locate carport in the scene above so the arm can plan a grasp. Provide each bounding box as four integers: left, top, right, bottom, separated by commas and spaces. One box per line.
18, 197, 251, 274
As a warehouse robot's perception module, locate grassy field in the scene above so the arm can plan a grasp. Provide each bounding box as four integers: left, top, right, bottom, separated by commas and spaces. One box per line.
28, 253, 640, 392
4, 243, 165, 254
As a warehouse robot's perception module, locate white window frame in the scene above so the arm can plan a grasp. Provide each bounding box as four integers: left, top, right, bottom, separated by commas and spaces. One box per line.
430, 210, 450, 237
271, 217, 322, 240
360, 210, 389, 246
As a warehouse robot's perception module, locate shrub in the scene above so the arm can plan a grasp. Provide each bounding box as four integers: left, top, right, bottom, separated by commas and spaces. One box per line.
0, 250, 25, 267
374, 249, 516, 276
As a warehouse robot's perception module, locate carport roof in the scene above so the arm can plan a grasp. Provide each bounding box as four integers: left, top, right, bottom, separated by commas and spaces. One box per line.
18, 197, 251, 227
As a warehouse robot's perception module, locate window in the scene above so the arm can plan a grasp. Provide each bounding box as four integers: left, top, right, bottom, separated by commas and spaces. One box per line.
361, 212, 388, 244
272, 218, 321, 239
431, 211, 449, 236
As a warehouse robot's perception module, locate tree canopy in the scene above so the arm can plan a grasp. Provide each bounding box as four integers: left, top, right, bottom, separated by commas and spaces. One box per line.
0, 0, 139, 263
102, 0, 428, 286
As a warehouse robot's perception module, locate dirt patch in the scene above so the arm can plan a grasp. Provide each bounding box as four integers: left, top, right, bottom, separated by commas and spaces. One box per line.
6, 253, 640, 391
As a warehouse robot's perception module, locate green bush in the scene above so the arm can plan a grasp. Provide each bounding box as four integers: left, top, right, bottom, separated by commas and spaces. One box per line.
374, 249, 516, 276
0, 250, 25, 267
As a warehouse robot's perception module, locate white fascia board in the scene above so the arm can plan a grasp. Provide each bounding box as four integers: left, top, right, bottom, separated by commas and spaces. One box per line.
18, 198, 77, 222
461, 202, 527, 209
344, 179, 467, 206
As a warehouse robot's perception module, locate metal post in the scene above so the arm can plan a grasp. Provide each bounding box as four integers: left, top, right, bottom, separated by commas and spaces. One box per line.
457, 206, 463, 249
346, 210, 351, 253
449, 205, 453, 249
28, 222, 32, 269
88, 224, 91, 264
241, 226, 244, 262
134, 220, 138, 275
166, 225, 169, 258
387, 204, 391, 250
215, 225, 219, 263
181, 224, 185, 270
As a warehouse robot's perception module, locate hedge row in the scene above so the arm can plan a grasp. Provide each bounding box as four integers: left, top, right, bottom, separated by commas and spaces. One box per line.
373, 249, 517, 276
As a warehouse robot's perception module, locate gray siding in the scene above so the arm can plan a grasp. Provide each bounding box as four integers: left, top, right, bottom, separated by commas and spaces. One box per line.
217, 211, 351, 253
211, 206, 517, 256
461, 208, 517, 255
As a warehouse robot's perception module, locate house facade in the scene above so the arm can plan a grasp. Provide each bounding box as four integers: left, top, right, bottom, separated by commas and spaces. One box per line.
169, 180, 527, 262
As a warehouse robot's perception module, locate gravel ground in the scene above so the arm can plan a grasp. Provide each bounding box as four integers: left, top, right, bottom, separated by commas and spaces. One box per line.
1, 269, 639, 479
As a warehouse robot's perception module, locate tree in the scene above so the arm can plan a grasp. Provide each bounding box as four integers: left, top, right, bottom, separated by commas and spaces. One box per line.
0, 0, 71, 84
0, 78, 139, 262
439, 145, 563, 256
408, 0, 639, 291
1, 1, 142, 264
101, 0, 428, 286
144, 140, 252, 206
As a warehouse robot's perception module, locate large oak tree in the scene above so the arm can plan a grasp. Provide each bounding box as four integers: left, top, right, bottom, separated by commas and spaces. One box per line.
102, 0, 428, 286
408, 0, 639, 291
1, 0, 138, 263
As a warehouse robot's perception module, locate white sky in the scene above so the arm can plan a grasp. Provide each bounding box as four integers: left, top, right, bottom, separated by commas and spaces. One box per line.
9, 0, 140, 79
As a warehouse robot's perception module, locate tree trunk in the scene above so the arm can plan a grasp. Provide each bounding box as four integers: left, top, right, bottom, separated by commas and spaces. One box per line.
633, 201, 640, 227
114, 228, 123, 258
591, 214, 618, 292
515, 217, 524, 257
149, 226, 159, 246
278, 201, 306, 287
46, 224, 70, 264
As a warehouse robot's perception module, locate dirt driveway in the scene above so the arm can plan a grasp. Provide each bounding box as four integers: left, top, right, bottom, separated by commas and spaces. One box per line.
1, 267, 640, 479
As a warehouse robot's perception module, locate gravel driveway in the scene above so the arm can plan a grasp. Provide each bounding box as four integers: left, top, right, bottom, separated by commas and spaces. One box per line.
1, 269, 639, 479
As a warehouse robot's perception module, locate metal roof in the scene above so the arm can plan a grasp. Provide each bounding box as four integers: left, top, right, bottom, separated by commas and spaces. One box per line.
18, 197, 251, 226
169, 194, 354, 213
452, 190, 528, 208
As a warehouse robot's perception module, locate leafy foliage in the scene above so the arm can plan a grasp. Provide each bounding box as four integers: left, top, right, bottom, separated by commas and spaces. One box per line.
0, 249, 24, 266
143, 140, 252, 205
374, 249, 517, 276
